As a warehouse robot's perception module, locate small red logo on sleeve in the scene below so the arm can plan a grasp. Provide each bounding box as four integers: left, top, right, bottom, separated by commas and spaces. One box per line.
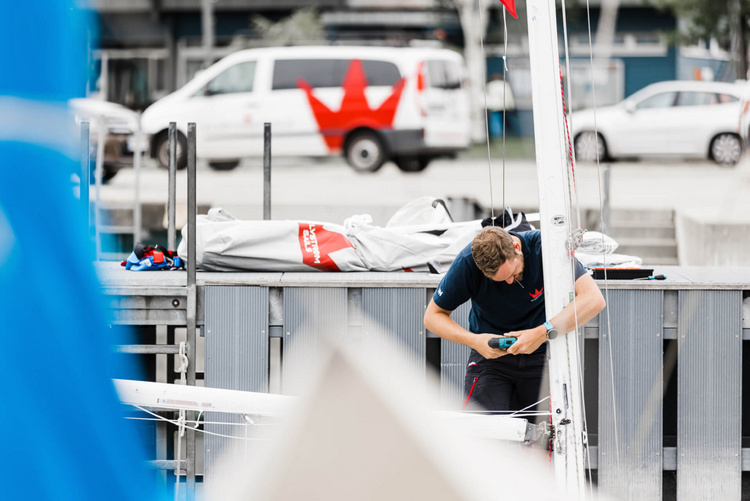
530, 288, 543, 299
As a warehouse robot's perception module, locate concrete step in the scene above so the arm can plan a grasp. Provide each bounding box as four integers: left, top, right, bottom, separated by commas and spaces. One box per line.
616, 238, 679, 259
609, 225, 676, 240
608, 209, 674, 225
639, 256, 680, 266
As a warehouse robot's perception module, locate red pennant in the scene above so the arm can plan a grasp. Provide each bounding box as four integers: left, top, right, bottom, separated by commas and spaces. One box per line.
498, 0, 518, 18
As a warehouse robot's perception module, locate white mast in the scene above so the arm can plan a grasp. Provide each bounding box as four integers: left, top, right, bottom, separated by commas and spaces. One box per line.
525, 0, 587, 496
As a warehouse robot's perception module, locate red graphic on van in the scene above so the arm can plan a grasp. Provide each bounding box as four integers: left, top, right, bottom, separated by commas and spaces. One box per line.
298, 223, 354, 272
297, 59, 406, 152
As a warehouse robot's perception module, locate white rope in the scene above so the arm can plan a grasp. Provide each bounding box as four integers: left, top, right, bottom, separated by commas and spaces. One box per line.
127, 416, 279, 427
133, 405, 268, 441
508, 395, 550, 418
585, 0, 620, 469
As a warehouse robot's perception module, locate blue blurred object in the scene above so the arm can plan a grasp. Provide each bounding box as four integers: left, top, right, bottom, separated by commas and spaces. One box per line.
0, 1, 165, 499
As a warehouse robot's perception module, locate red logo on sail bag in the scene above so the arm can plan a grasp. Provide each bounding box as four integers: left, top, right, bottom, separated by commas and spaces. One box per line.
298, 223, 355, 272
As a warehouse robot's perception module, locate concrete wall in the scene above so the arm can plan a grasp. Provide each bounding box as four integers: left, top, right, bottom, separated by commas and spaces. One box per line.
676, 209, 750, 266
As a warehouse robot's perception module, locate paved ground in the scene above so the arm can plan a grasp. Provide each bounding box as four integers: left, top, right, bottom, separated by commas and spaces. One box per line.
99, 154, 750, 226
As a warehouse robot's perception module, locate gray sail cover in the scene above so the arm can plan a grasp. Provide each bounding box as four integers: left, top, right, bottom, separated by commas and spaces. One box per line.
177, 199, 481, 272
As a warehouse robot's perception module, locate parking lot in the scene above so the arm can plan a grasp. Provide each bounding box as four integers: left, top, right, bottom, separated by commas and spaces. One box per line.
99, 153, 750, 227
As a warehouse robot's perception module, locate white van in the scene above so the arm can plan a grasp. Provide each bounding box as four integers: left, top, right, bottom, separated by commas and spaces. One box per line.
141, 45, 471, 172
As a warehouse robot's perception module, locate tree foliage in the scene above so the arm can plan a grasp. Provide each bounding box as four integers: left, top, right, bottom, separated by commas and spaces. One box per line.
649, 0, 750, 47
252, 8, 327, 45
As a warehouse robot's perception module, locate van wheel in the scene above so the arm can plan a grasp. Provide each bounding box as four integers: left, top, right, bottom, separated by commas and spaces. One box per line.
209, 160, 240, 171
345, 131, 385, 173
395, 156, 430, 173
156, 131, 187, 170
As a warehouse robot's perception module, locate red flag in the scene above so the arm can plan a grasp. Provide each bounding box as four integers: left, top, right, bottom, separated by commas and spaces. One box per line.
498, 0, 518, 18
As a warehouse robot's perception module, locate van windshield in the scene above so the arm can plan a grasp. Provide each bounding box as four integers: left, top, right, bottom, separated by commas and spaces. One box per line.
202, 61, 256, 96
272, 59, 401, 90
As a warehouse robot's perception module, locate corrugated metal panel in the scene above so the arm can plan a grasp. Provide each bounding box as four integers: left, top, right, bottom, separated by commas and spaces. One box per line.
677, 291, 742, 500
598, 290, 663, 499
440, 301, 471, 409
203, 286, 269, 481
362, 288, 425, 373
282, 287, 348, 394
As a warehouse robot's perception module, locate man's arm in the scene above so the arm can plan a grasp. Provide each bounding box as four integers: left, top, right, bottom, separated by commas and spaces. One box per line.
424, 299, 510, 359
507, 272, 606, 355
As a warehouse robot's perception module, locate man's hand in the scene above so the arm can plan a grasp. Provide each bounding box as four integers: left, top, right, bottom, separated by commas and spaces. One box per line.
472, 333, 514, 359
506, 325, 547, 355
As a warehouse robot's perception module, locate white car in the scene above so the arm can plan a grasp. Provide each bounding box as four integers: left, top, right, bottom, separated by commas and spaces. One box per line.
70, 98, 141, 182
572, 80, 747, 165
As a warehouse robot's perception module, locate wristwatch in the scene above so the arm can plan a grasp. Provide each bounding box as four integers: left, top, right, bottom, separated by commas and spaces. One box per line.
543, 321, 559, 340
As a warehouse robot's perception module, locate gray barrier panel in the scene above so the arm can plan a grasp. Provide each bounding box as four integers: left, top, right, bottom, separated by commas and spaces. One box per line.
203, 286, 269, 480
363, 288, 426, 373
282, 287, 348, 394
440, 301, 471, 409
677, 291, 742, 500
598, 290, 663, 500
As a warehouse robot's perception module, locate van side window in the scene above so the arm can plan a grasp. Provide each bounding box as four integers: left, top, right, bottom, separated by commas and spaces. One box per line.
205, 61, 256, 96
361, 60, 401, 86
425, 61, 462, 90
273, 59, 401, 90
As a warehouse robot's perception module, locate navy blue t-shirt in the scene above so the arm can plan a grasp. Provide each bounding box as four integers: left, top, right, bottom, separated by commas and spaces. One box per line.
433, 230, 586, 364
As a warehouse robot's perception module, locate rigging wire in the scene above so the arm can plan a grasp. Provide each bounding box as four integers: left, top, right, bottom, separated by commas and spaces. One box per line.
585, 0, 621, 469
502, 7, 508, 216
477, 0, 495, 222
560, 0, 595, 491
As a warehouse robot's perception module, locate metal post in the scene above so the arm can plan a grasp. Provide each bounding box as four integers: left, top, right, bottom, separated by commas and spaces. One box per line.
133, 114, 142, 245
263, 123, 272, 220
201, 0, 215, 69
602, 164, 611, 234
94, 119, 105, 261
80, 121, 90, 232
186, 122, 197, 500
168, 122, 177, 250
184, 126, 197, 494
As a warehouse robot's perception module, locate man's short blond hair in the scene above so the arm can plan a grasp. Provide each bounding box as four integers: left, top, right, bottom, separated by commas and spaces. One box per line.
471, 226, 517, 278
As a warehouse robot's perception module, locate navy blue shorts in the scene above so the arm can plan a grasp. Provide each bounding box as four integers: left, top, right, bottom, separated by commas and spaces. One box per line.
463, 353, 545, 416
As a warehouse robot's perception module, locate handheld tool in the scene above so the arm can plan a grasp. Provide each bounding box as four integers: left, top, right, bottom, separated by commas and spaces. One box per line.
488, 336, 517, 349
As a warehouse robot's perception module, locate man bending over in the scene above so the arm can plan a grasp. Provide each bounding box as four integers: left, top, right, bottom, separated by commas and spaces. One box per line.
423, 226, 606, 412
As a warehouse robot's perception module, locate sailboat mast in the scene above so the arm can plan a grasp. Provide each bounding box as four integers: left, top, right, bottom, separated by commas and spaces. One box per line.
525, 0, 587, 495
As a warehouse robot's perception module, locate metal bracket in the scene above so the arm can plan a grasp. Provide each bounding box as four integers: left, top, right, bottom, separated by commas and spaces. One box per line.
566, 228, 585, 252
553, 418, 572, 454
524, 421, 551, 445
